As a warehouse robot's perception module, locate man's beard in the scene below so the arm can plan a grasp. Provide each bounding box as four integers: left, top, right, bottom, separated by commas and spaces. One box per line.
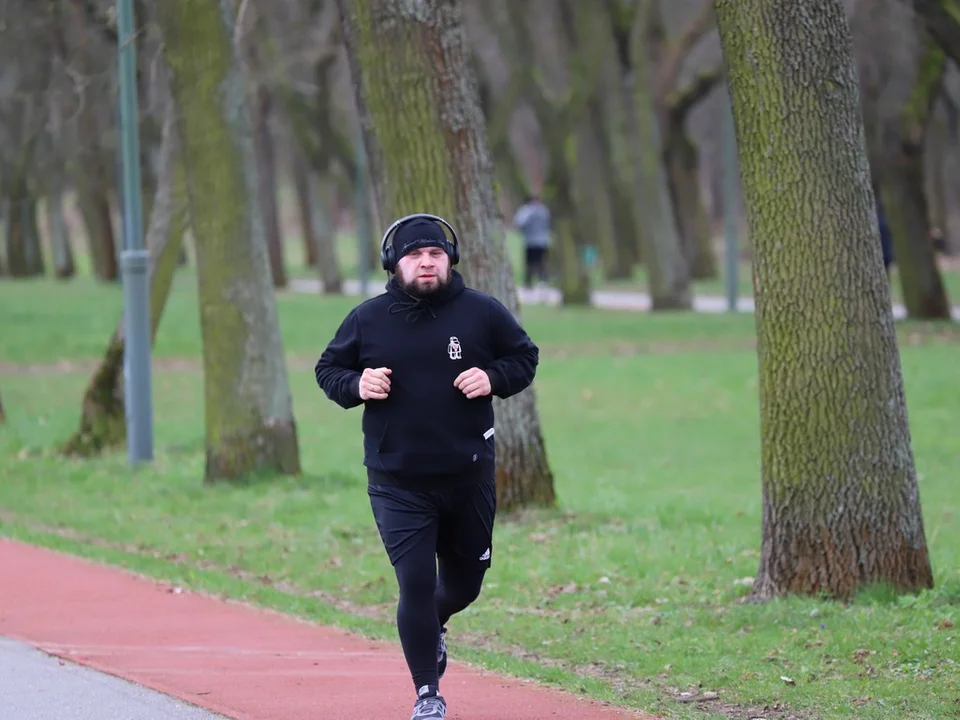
397, 267, 453, 298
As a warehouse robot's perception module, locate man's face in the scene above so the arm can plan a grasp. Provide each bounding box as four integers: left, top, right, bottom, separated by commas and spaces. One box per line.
396, 246, 452, 297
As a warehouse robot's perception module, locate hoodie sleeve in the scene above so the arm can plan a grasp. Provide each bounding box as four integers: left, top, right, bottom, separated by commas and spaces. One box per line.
314, 310, 364, 409
484, 297, 539, 399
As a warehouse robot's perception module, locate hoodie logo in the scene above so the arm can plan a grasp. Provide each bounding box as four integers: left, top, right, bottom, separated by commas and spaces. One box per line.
447, 336, 462, 360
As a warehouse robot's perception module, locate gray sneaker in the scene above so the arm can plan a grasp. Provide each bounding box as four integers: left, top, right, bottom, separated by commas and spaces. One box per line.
437, 626, 448, 679
411, 694, 446, 719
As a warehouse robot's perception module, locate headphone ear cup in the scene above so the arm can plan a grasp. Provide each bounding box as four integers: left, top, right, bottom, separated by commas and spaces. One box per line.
381, 244, 394, 272
449, 242, 460, 266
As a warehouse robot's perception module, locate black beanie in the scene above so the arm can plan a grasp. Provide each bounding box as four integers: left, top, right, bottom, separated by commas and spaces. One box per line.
391, 218, 453, 261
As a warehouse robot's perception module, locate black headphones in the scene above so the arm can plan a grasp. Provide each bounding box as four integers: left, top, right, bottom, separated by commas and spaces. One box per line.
379, 213, 461, 273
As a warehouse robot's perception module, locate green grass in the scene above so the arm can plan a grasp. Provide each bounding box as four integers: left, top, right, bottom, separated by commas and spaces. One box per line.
1, 276, 959, 720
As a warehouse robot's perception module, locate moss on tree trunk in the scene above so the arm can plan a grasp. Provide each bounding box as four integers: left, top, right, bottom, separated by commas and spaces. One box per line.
716, 0, 933, 600
337, 0, 555, 511
157, 0, 300, 482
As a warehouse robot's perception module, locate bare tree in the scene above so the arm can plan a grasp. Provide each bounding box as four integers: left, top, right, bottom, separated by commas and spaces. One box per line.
853, 1, 951, 319
716, 0, 933, 599
605, 0, 693, 309
336, 0, 556, 510
156, 0, 301, 481
0, 1, 55, 278
61, 101, 189, 457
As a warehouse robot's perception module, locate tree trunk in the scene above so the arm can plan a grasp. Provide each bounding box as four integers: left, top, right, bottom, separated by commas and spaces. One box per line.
874, 41, 950, 319
61, 111, 189, 457
252, 84, 288, 289
3, 195, 30, 277
337, 0, 556, 511
157, 0, 300, 482
0, 385, 5, 423
664, 121, 717, 279
586, 95, 635, 279
716, 0, 933, 600
46, 183, 77, 279
613, 10, 692, 309
910, 0, 960, 68
22, 194, 45, 277
291, 149, 320, 268
924, 107, 948, 250
574, 117, 621, 282
3, 188, 45, 278
313, 173, 344, 294
74, 106, 119, 283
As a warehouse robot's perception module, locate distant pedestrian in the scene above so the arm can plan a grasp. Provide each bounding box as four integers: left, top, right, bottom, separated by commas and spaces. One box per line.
314, 213, 539, 720
512, 195, 551, 288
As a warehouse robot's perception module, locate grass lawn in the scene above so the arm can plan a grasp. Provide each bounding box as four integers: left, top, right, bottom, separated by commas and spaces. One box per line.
1, 272, 958, 720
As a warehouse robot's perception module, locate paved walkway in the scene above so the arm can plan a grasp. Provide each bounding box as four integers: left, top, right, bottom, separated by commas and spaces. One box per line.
289, 278, 960, 321
0, 636, 224, 720
0, 539, 650, 720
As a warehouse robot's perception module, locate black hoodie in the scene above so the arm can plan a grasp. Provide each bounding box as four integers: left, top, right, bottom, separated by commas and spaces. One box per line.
314, 271, 539, 484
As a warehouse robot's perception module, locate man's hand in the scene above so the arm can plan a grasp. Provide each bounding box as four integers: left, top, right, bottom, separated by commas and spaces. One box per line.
359, 367, 392, 401
454, 367, 491, 399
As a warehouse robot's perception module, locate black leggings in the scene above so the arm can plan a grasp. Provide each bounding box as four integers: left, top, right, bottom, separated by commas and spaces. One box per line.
369, 476, 496, 691
394, 547, 486, 689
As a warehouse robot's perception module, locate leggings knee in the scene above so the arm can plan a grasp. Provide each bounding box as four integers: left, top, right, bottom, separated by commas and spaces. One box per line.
396, 559, 437, 602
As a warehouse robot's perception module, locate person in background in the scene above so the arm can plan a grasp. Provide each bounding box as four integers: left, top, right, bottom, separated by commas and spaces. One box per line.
512, 194, 552, 288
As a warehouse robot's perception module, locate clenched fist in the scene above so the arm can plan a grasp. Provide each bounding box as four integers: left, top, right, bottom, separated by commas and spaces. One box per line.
454, 367, 491, 399
359, 367, 392, 401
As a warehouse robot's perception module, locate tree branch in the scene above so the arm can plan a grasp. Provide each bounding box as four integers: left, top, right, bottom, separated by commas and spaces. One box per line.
910, 0, 960, 68
654, 0, 716, 100
69, 0, 118, 44
665, 60, 724, 120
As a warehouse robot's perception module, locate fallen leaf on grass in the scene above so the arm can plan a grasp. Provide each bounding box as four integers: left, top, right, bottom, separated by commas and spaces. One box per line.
677, 691, 720, 703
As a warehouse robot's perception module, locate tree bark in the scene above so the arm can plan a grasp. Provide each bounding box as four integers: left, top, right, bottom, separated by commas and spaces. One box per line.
716, 0, 934, 600
3, 188, 45, 279
291, 148, 320, 268
157, 0, 301, 482
251, 80, 287, 289
664, 120, 717, 279
585, 94, 634, 280
924, 106, 949, 249
608, 0, 692, 309
313, 173, 344, 294
337, 0, 556, 511
649, 1, 721, 280
909, 0, 960, 67
72, 75, 119, 282
60, 110, 189, 457
46, 182, 77, 279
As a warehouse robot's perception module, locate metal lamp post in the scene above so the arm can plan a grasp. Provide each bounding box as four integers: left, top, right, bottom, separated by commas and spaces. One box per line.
117, 0, 153, 464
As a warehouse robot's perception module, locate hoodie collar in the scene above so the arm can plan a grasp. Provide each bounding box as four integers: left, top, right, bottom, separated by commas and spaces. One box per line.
385, 271, 465, 323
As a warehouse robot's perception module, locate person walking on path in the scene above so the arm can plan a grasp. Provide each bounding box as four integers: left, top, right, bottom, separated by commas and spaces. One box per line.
512, 195, 552, 289
314, 213, 540, 720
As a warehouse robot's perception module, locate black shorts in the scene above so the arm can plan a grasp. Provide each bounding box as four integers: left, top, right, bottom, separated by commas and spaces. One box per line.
367, 475, 497, 569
